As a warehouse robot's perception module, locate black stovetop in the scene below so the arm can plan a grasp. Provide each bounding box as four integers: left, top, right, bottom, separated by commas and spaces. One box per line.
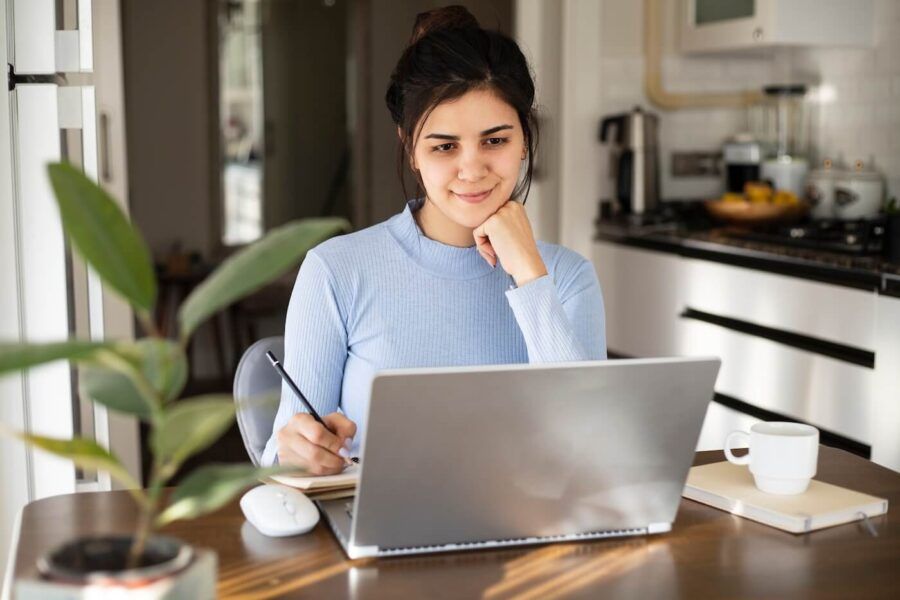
600, 201, 887, 256
723, 218, 886, 256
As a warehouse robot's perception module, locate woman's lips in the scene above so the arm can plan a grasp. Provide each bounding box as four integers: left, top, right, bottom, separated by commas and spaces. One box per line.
453, 188, 493, 204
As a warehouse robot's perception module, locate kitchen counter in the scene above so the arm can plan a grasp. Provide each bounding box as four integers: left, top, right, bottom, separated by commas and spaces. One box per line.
593, 208, 900, 471
595, 217, 900, 297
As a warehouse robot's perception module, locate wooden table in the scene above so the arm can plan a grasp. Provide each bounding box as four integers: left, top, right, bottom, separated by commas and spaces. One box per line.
10, 447, 900, 599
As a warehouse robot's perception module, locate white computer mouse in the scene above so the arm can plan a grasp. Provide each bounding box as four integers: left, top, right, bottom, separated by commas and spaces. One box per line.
240, 484, 320, 537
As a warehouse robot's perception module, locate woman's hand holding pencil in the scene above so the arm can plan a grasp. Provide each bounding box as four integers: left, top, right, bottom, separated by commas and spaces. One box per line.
266, 351, 358, 475
276, 412, 357, 475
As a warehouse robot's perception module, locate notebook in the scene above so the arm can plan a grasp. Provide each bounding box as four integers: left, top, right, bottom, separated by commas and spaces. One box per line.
683, 461, 889, 534
269, 463, 359, 491
306, 488, 356, 501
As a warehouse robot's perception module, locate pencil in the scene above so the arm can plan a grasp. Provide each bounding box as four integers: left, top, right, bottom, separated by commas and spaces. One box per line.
265, 350, 356, 466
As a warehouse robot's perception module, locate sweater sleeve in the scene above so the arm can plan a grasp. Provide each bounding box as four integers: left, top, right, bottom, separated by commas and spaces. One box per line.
261, 251, 349, 466
504, 257, 607, 363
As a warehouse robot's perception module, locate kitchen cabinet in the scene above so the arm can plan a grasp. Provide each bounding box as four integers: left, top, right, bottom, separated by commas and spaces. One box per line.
594, 240, 898, 470
872, 294, 900, 470
677, 257, 877, 445
678, 0, 874, 54
679, 315, 875, 444
695, 401, 761, 452
678, 258, 876, 351
594, 242, 684, 358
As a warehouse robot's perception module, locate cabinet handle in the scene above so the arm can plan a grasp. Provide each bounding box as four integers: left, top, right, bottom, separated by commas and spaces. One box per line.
712, 391, 871, 459
679, 307, 874, 368
99, 112, 112, 183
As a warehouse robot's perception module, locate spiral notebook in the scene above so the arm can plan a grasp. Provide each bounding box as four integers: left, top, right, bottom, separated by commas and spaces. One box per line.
683, 461, 888, 534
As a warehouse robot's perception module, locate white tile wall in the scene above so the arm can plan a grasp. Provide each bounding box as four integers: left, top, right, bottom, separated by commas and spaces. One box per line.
597, 0, 900, 203
789, 0, 900, 200
599, 51, 774, 201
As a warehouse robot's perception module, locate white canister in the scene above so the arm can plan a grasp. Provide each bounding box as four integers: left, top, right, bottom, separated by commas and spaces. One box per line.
806, 159, 837, 219
761, 157, 809, 197
834, 162, 884, 220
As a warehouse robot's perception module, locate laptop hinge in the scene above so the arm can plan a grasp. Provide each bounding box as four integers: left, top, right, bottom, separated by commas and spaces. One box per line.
647, 522, 672, 534
347, 544, 379, 559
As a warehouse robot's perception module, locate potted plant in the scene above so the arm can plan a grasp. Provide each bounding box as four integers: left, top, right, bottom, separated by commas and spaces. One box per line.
0, 162, 349, 596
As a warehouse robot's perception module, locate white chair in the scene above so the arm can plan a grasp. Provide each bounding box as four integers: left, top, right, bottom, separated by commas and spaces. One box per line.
232, 336, 284, 466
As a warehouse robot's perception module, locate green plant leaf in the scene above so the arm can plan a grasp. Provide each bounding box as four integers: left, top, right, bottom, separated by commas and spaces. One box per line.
152, 395, 236, 467
155, 463, 288, 526
0, 429, 142, 494
79, 364, 156, 421
112, 339, 188, 403
78, 340, 188, 420
47, 162, 156, 314
177, 218, 350, 340
0, 341, 107, 375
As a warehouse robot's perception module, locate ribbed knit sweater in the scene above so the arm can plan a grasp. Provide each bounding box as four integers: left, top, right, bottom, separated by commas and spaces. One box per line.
261, 198, 607, 465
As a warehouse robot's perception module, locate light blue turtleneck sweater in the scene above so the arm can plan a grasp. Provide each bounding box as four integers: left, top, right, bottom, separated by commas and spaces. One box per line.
261, 198, 607, 465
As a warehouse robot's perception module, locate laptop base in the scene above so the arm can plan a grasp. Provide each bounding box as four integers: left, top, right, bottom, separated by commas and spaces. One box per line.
317, 498, 672, 559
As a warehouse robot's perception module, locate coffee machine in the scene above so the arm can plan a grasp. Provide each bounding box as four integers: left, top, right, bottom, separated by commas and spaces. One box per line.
723, 133, 762, 193
599, 106, 660, 215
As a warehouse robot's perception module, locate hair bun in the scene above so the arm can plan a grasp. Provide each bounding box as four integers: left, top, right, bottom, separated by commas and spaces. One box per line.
409, 5, 479, 45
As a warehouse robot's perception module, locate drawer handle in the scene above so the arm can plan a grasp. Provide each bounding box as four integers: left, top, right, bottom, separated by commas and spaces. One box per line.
679, 307, 875, 369
712, 391, 871, 459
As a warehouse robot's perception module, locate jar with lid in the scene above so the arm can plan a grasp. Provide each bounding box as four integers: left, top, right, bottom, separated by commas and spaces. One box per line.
806, 158, 837, 219
834, 160, 885, 220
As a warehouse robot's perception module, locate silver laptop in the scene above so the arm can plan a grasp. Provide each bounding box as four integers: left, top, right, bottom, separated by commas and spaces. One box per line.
318, 356, 721, 559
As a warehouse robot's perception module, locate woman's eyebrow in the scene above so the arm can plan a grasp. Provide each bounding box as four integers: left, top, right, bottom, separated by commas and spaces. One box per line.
424, 124, 514, 140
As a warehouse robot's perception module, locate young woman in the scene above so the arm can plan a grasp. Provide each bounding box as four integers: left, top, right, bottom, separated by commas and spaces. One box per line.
262, 6, 606, 472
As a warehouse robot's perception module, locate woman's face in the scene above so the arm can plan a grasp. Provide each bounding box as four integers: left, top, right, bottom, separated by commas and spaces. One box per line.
410, 88, 525, 230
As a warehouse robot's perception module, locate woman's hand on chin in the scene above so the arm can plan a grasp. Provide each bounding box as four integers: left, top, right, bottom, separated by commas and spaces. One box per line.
472, 200, 548, 287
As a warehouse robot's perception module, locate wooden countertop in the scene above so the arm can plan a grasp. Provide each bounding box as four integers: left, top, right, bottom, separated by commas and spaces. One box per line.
10, 446, 900, 598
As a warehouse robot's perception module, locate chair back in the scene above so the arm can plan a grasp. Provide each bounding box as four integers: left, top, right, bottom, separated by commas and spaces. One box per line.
233, 336, 284, 466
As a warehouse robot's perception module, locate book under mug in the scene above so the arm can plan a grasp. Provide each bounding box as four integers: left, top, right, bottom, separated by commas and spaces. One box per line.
683, 461, 888, 534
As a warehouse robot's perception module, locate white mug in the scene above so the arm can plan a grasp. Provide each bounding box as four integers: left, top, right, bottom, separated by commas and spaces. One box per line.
724, 422, 819, 495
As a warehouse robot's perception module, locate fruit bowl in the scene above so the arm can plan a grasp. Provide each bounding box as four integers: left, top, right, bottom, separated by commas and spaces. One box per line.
704, 198, 810, 226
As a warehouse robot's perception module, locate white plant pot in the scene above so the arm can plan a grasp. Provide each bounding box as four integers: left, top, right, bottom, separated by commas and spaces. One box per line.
14, 535, 217, 599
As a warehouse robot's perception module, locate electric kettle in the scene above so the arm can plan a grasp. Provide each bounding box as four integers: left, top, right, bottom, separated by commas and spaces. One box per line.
599, 106, 660, 214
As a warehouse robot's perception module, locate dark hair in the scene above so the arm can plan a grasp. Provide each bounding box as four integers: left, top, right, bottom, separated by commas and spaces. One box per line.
385, 5, 539, 204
